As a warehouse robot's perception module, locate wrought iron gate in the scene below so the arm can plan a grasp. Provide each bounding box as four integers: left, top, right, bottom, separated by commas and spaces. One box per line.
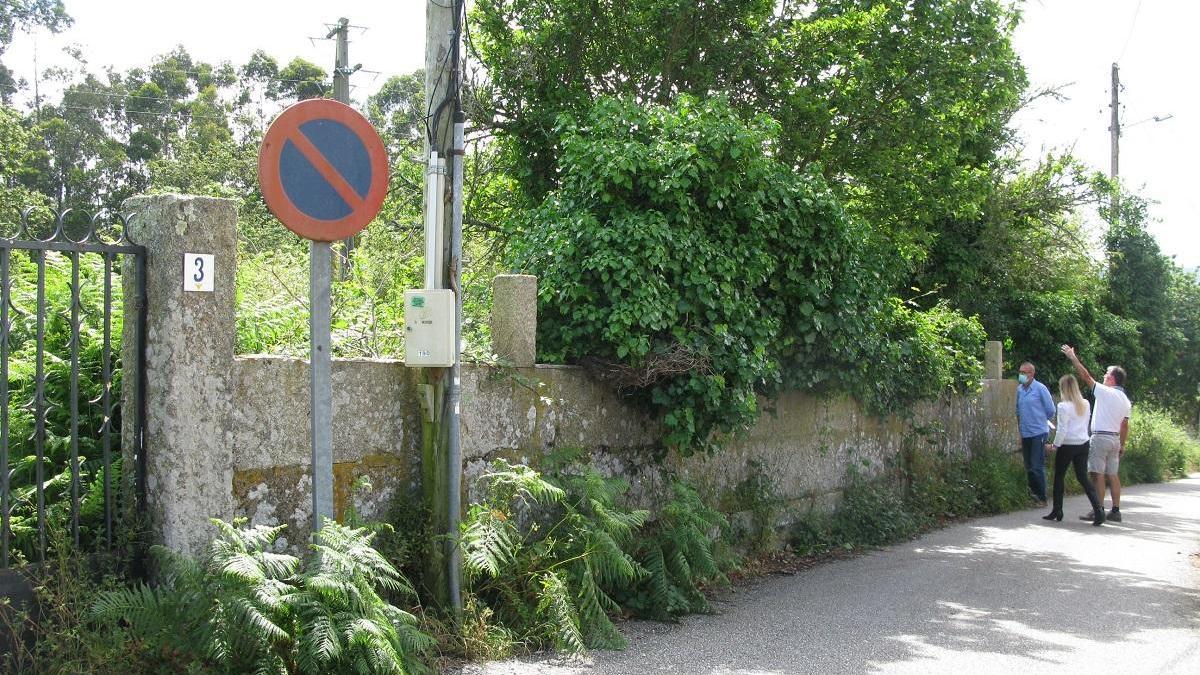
0, 209, 146, 568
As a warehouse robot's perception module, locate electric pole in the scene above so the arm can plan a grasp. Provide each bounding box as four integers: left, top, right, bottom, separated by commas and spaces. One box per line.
1110, 62, 1120, 180
1108, 62, 1121, 225
328, 17, 362, 277
422, 0, 461, 614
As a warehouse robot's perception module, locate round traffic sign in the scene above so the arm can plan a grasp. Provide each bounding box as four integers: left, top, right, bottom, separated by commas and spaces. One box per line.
258, 99, 389, 241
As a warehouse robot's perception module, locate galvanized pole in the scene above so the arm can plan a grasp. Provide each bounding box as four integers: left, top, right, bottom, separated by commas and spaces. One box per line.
311, 240, 334, 531
447, 114, 465, 616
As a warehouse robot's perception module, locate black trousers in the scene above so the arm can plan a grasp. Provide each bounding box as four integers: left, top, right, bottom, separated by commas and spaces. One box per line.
1050, 442, 1103, 514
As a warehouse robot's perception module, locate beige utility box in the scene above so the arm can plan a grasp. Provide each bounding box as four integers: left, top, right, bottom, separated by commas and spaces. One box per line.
404, 289, 455, 367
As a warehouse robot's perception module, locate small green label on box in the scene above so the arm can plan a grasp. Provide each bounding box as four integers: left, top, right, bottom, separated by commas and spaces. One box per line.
412, 296, 425, 308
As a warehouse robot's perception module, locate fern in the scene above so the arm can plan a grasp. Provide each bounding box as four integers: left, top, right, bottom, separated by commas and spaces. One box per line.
460, 458, 657, 654
616, 480, 731, 620
89, 518, 433, 674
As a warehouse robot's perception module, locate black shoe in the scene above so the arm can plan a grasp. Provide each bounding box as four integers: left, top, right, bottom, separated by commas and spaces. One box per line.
1107, 508, 1122, 523
1092, 509, 1105, 526
1042, 511, 1063, 521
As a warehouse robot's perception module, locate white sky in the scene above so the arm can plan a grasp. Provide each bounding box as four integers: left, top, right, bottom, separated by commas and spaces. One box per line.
5, 0, 1197, 270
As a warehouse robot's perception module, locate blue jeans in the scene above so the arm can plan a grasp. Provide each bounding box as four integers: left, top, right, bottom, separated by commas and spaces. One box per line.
1021, 434, 1048, 502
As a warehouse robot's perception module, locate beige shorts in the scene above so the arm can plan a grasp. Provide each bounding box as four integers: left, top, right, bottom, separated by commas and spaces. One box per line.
1088, 433, 1121, 475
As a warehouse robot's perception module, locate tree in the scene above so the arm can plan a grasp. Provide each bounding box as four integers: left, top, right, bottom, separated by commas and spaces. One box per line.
0, 0, 72, 102
0, 102, 50, 221
1103, 190, 1179, 401
471, 0, 1026, 277
472, 0, 774, 201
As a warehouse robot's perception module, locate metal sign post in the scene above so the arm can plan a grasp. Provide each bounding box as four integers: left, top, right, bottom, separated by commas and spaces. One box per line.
258, 99, 388, 532
310, 241, 333, 527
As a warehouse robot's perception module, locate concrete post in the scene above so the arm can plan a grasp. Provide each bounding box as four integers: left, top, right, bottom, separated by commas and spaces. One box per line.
123, 195, 238, 557
491, 274, 537, 367
985, 340, 1003, 380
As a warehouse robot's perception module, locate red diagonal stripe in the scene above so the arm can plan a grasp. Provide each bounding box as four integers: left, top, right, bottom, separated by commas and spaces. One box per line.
286, 129, 365, 212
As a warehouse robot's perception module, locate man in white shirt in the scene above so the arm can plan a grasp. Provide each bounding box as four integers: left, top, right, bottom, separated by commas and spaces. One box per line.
1061, 345, 1132, 522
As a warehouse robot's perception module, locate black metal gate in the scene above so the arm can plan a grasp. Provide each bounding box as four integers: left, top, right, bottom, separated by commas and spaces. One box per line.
0, 209, 146, 568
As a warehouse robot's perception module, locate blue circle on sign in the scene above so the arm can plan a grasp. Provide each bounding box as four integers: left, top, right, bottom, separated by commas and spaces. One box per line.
280, 119, 373, 221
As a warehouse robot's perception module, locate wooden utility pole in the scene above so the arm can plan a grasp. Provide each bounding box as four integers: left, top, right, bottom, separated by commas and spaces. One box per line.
422, 0, 457, 611
1110, 63, 1120, 180
1108, 63, 1121, 225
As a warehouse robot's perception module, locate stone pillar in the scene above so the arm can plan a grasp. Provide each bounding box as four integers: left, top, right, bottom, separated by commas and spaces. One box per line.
123, 195, 238, 557
491, 274, 537, 367
985, 340, 1003, 380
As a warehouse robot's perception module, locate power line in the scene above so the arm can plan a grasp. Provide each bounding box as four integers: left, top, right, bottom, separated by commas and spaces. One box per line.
1116, 0, 1144, 63
56, 105, 231, 122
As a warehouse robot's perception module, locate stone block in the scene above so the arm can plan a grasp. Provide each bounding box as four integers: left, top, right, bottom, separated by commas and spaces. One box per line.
985, 340, 1003, 380
491, 274, 537, 367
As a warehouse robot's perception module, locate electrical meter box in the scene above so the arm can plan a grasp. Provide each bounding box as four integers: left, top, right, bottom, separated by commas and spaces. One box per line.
404, 289, 455, 367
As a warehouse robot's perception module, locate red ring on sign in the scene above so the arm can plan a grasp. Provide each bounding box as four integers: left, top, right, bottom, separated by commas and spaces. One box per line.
258, 99, 389, 241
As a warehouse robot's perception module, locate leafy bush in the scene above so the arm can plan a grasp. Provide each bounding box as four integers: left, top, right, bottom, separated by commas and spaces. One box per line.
963, 445, 1030, 515
89, 519, 434, 674
854, 299, 986, 414
460, 459, 731, 653
512, 96, 985, 453
1121, 407, 1200, 484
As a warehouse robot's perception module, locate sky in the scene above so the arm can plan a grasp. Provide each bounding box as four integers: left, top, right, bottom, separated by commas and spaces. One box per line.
1011, 0, 1198, 271
4, 1, 1197, 271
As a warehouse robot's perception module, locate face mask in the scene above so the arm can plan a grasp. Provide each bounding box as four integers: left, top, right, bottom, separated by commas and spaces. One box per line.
1018, 374, 1029, 385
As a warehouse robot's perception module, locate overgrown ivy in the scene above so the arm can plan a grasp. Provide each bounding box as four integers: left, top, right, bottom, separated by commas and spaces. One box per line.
512, 96, 984, 453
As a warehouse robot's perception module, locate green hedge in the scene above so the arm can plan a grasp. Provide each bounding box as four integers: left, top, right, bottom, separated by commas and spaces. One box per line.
1121, 407, 1200, 484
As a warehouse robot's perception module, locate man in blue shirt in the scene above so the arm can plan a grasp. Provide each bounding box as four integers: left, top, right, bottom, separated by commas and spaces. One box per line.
1016, 361, 1055, 505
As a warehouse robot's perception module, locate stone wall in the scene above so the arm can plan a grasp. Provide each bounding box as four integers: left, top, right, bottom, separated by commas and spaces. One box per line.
128, 195, 1018, 554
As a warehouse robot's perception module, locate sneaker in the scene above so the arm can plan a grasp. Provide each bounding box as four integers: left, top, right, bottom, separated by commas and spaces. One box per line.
1107, 509, 1122, 522
1079, 511, 1094, 521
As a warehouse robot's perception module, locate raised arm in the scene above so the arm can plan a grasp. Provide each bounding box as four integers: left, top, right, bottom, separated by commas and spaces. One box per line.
1060, 345, 1095, 389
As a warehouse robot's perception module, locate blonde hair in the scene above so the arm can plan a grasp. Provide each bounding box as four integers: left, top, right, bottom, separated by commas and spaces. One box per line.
1058, 375, 1087, 417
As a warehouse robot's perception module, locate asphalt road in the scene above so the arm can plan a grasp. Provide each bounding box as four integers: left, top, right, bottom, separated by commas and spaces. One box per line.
452, 475, 1200, 675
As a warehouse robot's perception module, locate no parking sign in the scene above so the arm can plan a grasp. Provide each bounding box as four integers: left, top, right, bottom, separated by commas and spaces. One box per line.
258, 99, 389, 240
256, 99, 389, 532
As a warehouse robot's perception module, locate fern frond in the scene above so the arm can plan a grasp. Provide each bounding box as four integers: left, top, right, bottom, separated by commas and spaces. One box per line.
482, 460, 566, 506
637, 540, 674, 619
229, 595, 290, 643
215, 551, 268, 583
572, 564, 625, 650
461, 509, 516, 578
536, 571, 585, 654
87, 583, 168, 631
258, 551, 301, 579
302, 610, 344, 666
586, 530, 641, 586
